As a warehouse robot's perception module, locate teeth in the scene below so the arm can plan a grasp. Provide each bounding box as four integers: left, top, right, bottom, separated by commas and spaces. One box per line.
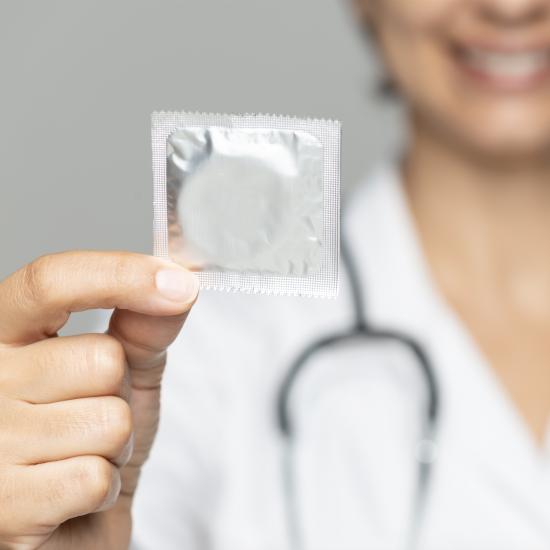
464, 48, 549, 79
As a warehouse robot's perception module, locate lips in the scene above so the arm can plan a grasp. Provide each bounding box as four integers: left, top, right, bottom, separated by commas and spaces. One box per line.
452, 44, 550, 91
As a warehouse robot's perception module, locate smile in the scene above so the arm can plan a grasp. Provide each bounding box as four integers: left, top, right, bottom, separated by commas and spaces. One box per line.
453, 45, 550, 91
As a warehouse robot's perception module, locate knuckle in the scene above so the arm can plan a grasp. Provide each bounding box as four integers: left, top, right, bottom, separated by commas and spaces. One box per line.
92, 335, 126, 392
0, 470, 23, 530
101, 397, 133, 449
21, 256, 53, 305
111, 254, 137, 288
77, 456, 115, 508
42, 473, 71, 519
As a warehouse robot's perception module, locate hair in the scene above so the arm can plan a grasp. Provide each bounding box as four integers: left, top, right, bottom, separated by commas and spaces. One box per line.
360, 21, 399, 99
377, 75, 399, 98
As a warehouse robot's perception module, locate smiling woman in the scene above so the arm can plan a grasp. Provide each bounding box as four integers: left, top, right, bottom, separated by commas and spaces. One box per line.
348, 0, 550, 443
128, 2, 550, 549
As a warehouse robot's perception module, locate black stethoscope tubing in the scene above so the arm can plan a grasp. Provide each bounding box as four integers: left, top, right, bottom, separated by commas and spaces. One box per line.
276, 235, 441, 550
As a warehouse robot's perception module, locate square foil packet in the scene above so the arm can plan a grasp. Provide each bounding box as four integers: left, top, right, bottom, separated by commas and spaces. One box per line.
152, 112, 340, 297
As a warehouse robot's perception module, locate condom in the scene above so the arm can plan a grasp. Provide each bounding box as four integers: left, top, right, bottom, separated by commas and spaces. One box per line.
152, 112, 340, 297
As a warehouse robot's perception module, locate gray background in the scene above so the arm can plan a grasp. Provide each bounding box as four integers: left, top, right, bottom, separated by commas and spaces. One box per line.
0, 0, 403, 330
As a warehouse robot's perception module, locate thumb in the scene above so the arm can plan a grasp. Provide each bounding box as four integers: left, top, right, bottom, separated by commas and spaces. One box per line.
108, 307, 191, 389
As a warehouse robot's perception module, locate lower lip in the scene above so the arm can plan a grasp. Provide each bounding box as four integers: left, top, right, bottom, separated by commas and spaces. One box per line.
452, 49, 550, 93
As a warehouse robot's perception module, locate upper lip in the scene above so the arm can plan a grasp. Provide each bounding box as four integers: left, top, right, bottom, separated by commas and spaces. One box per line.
450, 36, 550, 54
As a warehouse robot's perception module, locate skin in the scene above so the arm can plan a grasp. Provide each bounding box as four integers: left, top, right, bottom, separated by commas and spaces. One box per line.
355, 0, 550, 442
0, 252, 199, 549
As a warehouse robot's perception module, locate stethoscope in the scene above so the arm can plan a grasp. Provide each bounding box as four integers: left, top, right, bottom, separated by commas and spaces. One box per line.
276, 236, 441, 550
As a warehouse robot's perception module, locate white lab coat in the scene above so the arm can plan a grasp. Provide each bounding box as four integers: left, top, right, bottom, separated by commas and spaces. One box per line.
132, 165, 550, 550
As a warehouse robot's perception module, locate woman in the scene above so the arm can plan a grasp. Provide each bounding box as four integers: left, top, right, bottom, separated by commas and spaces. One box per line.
133, 0, 550, 549
1, 0, 549, 549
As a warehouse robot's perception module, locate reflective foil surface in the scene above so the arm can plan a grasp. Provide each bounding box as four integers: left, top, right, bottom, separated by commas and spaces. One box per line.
167, 127, 324, 276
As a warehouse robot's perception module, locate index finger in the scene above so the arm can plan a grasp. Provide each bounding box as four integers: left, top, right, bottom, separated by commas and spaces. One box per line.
0, 251, 199, 345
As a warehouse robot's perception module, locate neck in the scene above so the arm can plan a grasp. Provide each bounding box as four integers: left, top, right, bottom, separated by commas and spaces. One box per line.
404, 118, 550, 317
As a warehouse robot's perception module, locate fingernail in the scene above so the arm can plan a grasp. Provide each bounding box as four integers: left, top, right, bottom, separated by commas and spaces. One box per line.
156, 269, 199, 302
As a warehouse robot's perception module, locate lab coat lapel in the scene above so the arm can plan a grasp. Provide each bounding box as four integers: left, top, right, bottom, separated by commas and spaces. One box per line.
344, 164, 550, 531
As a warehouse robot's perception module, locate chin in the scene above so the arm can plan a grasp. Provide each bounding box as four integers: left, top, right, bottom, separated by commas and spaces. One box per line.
425, 99, 550, 164
458, 121, 550, 164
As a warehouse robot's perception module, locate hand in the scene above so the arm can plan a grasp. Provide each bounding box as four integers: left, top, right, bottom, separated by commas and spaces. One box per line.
0, 251, 199, 550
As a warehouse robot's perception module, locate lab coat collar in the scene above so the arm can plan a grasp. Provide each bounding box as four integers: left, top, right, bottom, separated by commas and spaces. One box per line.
343, 163, 436, 334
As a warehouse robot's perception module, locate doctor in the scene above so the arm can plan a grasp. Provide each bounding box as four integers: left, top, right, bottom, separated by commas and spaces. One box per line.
1, 0, 550, 549
137, 0, 550, 547
136, 0, 550, 547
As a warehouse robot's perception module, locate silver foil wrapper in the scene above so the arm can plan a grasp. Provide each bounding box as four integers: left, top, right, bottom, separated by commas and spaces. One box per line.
167, 127, 323, 277
152, 112, 340, 298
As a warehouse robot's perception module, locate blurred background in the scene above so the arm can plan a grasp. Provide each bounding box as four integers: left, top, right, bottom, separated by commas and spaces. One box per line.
0, 0, 403, 329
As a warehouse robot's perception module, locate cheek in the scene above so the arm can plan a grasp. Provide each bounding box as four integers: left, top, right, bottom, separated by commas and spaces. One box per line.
373, 0, 460, 28
372, 0, 461, 96
376, 13, 451, 106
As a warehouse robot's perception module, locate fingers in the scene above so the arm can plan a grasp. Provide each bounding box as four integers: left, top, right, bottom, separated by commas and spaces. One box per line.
107, 310, 192, 496
0, 251, 199, 543
109, 309, 189, 389
0, 251, 199, 345
3, 397, 133, 467
0, 334, 130, 404
0, 456, 120, 534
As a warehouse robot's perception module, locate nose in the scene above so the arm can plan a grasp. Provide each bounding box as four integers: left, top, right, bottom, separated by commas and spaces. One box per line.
477, 0, 550, 26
